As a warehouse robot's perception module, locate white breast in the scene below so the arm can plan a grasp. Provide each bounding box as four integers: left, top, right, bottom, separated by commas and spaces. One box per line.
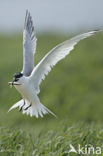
14, 76, 32, 100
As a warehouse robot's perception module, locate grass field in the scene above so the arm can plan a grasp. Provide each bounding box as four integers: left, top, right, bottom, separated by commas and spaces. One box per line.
0, 31, 103, 155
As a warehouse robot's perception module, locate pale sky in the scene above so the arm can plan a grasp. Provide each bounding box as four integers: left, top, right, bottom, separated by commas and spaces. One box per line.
0, 0, 103, 34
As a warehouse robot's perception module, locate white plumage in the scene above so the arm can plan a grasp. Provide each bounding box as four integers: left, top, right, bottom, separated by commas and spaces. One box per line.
23, 11, 37, 76
8, 10, 99, 118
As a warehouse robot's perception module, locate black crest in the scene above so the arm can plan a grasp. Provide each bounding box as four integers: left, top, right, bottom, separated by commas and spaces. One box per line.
13, 72, 23, 79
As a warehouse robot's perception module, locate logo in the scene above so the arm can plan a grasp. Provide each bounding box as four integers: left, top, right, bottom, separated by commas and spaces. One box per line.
69, 144, 101, 155
69, 144, 77, 153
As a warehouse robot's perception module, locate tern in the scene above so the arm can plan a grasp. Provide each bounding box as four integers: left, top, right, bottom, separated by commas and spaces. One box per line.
8, 10, 99, 118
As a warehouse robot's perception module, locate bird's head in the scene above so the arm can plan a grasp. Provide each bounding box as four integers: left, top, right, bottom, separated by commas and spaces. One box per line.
13, 72, 23, 83
8, 72, 24, 87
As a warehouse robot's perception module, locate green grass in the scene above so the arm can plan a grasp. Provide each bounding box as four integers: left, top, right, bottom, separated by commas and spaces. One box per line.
0, 123, 103, 155
0, 32, 103, 155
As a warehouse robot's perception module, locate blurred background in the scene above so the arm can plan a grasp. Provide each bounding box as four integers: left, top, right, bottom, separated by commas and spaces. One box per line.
0, 0, 103, 137
0, 0, 103, 34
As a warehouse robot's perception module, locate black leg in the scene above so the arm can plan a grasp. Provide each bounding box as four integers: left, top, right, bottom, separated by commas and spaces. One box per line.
19, 99, 25, 111
24, 103, 32, 111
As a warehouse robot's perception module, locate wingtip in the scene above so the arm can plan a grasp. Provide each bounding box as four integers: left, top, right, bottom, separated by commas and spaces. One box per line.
88, 29, 102, 34
26, 9, 29, 15
25, 9, 29, 19
24, 10, 30, 28
26, 10, 31, 18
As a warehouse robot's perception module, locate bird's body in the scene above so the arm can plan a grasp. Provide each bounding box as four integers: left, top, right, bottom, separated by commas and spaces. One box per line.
12, 76, 51, 118
8, 10, 99, 118
15, 77, 32, 101
9, 73, 56, 118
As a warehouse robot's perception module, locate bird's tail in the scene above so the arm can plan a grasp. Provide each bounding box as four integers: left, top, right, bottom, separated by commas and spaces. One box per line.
8, 99, 56, 118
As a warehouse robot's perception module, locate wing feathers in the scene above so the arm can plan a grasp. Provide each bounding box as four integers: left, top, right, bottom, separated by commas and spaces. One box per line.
30, 30, 99, 94
24, 11, 35, 40
22, 10, 37, 76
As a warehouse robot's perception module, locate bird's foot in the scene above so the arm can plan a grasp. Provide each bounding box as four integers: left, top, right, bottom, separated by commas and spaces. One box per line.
19, 99, 25, 111
24, 103, 32, 110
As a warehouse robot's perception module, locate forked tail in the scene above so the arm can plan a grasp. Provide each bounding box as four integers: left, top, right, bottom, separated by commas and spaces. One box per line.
8, 99, 57, 118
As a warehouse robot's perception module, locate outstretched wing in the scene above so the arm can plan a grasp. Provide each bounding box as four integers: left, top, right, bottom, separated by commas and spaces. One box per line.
22, 10, 37, 76
30, 30, 99, 94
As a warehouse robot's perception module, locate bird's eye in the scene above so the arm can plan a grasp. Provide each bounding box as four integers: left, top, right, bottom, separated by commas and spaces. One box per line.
13, 78, 19, 82
15, 79, 19, 82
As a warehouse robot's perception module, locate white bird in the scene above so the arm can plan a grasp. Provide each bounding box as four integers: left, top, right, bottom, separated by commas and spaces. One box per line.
8, 10, 99, 118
